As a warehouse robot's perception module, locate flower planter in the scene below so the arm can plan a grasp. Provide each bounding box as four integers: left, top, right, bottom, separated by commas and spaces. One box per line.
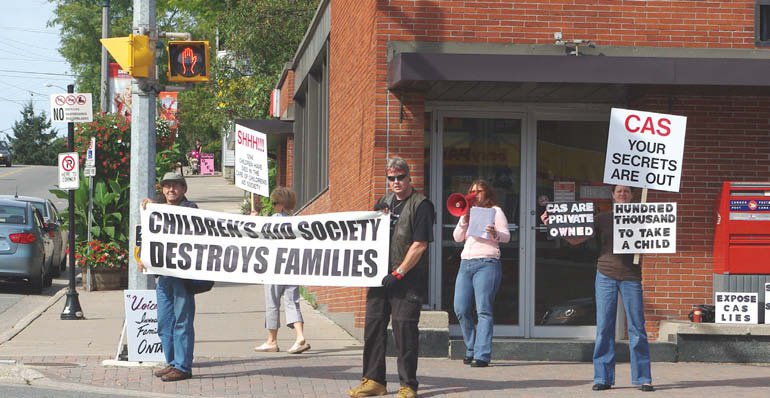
83, 267, 128, 291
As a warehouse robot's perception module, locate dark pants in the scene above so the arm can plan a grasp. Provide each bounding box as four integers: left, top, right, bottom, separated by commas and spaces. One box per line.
362, 278, 422, 391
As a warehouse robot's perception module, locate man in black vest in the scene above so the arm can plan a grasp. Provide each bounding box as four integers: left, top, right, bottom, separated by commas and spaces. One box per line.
349, 157, 435, 398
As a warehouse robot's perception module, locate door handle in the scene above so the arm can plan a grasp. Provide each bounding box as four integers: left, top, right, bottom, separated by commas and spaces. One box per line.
533, 225, 548, 232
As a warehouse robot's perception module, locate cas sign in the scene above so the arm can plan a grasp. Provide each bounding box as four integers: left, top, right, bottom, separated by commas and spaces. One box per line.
50, 93, 93, 123
603, 108, 687, 193
58, 152, 79, 190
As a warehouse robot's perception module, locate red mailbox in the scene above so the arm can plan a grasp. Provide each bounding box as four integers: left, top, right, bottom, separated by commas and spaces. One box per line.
713, 181, 770, 274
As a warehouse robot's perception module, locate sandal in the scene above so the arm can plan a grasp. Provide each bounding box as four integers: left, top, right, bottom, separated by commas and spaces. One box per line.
253, 342, 279, 352
287, 341, 311, 354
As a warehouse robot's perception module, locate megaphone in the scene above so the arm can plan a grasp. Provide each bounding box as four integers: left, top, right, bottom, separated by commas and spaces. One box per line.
446, 193, 477, 217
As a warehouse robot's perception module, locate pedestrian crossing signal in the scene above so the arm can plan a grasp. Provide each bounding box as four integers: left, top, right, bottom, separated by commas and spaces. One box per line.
167, 41, 210, 83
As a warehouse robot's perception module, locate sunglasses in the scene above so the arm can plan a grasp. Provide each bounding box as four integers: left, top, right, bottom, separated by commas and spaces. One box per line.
386, 174, 408, 182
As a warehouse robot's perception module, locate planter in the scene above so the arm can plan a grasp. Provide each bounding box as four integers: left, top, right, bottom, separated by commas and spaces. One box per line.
83, 267, 128, 291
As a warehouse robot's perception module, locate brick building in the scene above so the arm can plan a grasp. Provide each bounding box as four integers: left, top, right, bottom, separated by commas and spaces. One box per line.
260, 0, 770, 346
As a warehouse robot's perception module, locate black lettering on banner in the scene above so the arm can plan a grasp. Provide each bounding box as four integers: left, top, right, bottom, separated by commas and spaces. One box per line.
325, 221, 341, 241
163, 213, 175, 234
191, 216, 206, 235
149, 212, 162, 233
302, 249, 322, 275
274, 247, 287, 274
150, 241, 163, 266
363, 249, 378, 277
165, 242, 178, 269
341, 250, 351, 276
226, 220, 242, 238
285, 248, 300, 275
222, 246, 238, 272
350, 250, 363, 277
311, 221, 328, 240
216, 219, 229, 237
331, 249, 343, 276
193, 244, 206, 270
204, 217, 220, 237
253, 247, 269, 273
240, 246, 255, 272
297, 221, 313, 240
138, 339, 163, 354
243, 222, 258, 238
345, 220, 358, 241
261, 223, 277, 239
180, 214, 192, 235
280, 223, 296, 239
322, 249, 332, 275
325, 249, 338, 276
178, 243, 193, 270
207, 245, 223, 271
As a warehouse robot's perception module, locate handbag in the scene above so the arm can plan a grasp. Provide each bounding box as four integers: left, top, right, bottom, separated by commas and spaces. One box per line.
184, 279, 215, 294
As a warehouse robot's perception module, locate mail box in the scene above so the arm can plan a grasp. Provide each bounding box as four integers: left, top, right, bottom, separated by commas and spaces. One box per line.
713, 181, 770, 274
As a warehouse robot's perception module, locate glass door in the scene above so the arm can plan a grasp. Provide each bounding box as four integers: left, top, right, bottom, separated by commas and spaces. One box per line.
528, 118, 610, 338
436, 113, 523, 337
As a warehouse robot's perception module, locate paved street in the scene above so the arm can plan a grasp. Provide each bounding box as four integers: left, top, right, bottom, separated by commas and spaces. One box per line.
0, 174, 768, 397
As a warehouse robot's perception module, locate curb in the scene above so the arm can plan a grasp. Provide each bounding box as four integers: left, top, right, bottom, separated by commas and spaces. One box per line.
0, 287, 68, 345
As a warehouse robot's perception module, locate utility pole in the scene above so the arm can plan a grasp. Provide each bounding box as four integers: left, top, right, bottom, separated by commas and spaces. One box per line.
128, 0, 156, 290
100, 0, 110, 113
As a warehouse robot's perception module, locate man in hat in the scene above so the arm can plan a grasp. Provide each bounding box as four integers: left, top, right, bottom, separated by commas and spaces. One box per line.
139, 172, 198, 382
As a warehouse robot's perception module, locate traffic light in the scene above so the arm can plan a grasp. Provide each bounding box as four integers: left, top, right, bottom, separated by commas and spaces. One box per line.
167, 41, 210, 83
100, 34, 154, 78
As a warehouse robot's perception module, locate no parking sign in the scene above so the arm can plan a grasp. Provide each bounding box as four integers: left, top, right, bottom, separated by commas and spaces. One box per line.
58, 152, 79, 190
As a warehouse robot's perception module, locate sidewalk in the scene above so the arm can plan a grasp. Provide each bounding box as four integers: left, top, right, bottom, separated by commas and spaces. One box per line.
0, 175, 769, 397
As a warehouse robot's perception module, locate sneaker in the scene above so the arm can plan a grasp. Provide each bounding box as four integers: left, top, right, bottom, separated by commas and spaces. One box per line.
288, 341, 311, 354
639, 384, 655, 392
397, 385, 417, 398
161, 368, 192, 382
592, 383, 611, 391
348, 378, 386, 397
253, 342, 279, 352
470, 359, 488, 368
153, 365, 174, 378
462, 356, 473, 365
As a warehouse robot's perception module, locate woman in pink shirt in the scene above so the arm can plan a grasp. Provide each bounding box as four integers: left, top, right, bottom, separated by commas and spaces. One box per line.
452, 180, 510, 368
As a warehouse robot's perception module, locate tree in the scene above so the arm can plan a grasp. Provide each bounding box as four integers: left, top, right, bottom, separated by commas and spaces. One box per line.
9, 102, 60, 165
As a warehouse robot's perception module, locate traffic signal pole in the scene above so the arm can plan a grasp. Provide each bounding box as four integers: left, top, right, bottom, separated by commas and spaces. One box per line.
61, 84, 84, 320
128, 0, 156, 290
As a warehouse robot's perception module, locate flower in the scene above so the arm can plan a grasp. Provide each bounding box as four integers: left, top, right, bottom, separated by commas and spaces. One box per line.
75, 240, 128, 269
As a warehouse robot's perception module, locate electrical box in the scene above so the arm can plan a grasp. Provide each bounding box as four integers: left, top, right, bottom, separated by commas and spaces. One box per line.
713, 181, 770, 274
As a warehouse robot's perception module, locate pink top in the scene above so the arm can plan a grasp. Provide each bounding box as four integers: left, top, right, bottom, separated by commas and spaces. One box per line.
453, 206, 511, 260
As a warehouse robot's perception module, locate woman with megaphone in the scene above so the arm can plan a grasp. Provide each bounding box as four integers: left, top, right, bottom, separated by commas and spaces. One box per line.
451, 179, 510, 368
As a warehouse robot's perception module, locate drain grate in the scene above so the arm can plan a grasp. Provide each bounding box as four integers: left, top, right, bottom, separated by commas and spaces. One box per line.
23, 362, 84, 368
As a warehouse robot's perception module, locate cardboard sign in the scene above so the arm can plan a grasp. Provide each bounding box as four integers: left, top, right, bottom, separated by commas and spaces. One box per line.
123, 290, 164, 362
234, 124, 269, 196
603, 108, 687, 192
613, 202, 677, 254
715, 292, 758, 324
545, 202, 594, 238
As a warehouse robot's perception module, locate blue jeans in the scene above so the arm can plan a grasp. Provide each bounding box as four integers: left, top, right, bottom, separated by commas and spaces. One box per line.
157, 276, 196, 374
594, 271, 652, 386
453, 258, 502, 363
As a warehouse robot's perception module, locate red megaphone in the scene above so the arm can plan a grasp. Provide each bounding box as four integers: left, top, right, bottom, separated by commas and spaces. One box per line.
446, 193, 477, 217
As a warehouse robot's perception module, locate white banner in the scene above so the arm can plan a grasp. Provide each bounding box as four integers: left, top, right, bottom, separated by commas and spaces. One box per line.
140, 204, 390, 287
123, 290, 164, 362
234, 124, 269, 196
603, 108, 687, 192
613, 202, 677, 254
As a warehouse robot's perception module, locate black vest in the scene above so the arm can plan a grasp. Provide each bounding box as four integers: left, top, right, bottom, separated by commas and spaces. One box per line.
377, 190, 429, 273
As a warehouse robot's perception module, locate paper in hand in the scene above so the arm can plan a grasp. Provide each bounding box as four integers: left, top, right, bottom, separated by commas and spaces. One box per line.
468, 206, 495, 239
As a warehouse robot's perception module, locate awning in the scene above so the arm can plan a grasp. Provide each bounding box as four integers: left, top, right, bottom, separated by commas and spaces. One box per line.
388, 52, 770, 90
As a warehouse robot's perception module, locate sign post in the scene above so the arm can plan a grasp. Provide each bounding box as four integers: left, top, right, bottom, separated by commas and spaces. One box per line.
84, 137, 96, 290
56, 85, 91, 320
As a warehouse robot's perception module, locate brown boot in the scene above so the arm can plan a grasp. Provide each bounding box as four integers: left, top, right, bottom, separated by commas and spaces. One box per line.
348, 378, 386, 397
161, 368, 192, 382
397, 385, 417, 398
153, 365, 174, 378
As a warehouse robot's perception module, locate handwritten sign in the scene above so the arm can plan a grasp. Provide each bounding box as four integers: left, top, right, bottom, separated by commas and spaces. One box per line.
123, 290, 164, 362
613, 202, 677, 254
715, 292, 758, 324
545, 202, 594, 238
234, 123, 269, 196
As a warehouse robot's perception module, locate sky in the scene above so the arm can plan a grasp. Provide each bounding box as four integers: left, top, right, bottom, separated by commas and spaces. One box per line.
0, 0, 72, 139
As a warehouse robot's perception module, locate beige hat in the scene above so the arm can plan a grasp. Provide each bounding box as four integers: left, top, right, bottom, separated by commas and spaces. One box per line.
160, 172, 186, 187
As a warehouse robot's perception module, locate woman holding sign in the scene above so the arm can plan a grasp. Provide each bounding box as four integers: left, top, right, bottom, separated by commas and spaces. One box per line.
452, 180, 510, 368
542, 185, 654, 392
253, 187, 311, 354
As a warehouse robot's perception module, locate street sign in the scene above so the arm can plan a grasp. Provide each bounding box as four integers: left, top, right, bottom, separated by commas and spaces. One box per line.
50, 93, 93, 123
85, 137, 96, 167
58, 152, 80, 190
84, 167, 96, 177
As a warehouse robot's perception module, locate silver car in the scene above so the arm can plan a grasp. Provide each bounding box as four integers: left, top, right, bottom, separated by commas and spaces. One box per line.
0, 199, 54, 293
0, 195, 67, 276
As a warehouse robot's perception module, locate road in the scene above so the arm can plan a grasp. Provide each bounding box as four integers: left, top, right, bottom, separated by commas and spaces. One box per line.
0, 165, 72, 338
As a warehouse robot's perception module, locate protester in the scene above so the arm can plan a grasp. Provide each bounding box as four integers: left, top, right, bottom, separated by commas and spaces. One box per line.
452, 179, 510, 368
253, 187, 311, 354
541, 184, 654, 392
138, 172, 198, 382
348, 157, 435, 398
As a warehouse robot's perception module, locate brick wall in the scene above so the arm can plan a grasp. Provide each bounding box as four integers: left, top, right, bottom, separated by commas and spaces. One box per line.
279, 70, 295, 119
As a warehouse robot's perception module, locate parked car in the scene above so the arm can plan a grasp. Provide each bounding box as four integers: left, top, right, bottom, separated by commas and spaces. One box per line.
0, 195, 67, 276
0, 141, 11, 167
0, 199, 54, 293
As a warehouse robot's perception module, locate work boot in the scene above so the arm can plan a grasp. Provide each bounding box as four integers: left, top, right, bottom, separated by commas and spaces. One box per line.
397, 385, 417, 398
153, 365, 174, 377
161, 368, 192, 382
348, 378, 386, 397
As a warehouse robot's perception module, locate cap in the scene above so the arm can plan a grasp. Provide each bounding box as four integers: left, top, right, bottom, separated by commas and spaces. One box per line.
160, 172, 186, 186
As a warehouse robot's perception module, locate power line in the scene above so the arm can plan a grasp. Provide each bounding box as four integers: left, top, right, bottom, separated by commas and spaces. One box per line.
0, 26, 59, 35
0, 69, 76, 77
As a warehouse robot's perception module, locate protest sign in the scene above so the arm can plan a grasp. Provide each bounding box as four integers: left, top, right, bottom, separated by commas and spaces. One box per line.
234, 123, 269, 196
545, 202, 594, 238
613, 202, 677, 254
715, 292, 758, 324
123, 290, 164, 362
140, 204, 389, 287
603, 108, 687, 192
